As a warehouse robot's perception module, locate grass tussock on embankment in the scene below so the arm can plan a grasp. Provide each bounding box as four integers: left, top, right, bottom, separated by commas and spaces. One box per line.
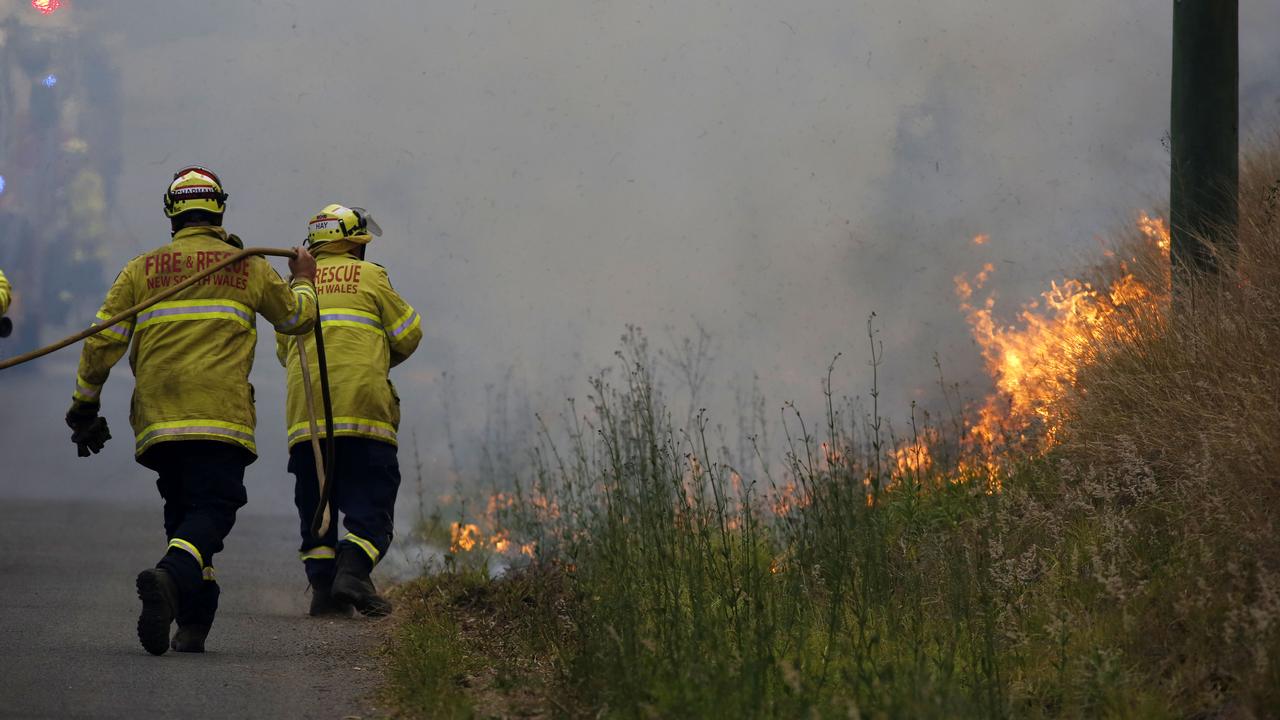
1047, 136, 1280, 716
387, 137, 1280, 719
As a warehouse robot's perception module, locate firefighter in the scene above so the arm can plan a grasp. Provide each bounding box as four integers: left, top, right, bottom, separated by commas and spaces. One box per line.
66, 166, 318, 655
276, 203, 421, 617
0, 268, 11, 337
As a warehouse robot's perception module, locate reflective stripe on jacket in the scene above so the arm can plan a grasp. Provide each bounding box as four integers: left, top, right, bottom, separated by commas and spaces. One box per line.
0, 268, 10, 315
73, 226, 318, 458
275, 250, 421, 448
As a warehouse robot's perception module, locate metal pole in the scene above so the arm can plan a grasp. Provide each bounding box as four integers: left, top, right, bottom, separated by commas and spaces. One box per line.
1170, 0, 1238, 290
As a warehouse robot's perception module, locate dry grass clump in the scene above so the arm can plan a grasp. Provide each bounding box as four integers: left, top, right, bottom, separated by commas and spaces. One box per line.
1044, 134, 1280, 712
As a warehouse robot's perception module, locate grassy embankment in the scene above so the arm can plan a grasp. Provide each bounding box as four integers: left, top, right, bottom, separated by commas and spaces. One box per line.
386, 137, 1280, 718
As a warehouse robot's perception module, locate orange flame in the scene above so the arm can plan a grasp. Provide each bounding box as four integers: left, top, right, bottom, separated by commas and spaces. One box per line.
1138, 212, 1171, 253
890, 430, 938, 482
449, 522, 480, 553
955, 213, 1170, 471
770, 481, 810, 517
447, 490, 551, 557
447, 216, 1172, 541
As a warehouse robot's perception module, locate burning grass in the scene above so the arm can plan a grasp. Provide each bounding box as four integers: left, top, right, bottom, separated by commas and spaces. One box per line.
389, 137, 1280, 718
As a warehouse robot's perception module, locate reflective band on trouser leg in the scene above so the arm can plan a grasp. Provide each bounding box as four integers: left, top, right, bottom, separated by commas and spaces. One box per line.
318, 307, 382, 333
287, 416, 397, 446
73, 374, 103, 403
135, 419, 257, 456
134, 299, 255, 332
344, 533, 380, 563
387, 308, 420, 340
168, 538, 204, 568
300, 546, 336, 562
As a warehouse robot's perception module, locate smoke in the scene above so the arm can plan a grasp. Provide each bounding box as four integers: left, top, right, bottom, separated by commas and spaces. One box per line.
2, 1, 1280, 512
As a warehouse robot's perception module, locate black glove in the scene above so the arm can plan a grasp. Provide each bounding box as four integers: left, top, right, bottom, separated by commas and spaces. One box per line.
0, 316, 12, 338
66, 401, 111, 457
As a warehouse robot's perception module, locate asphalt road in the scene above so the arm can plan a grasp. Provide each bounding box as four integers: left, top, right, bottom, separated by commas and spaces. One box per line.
0, 499, 388, 719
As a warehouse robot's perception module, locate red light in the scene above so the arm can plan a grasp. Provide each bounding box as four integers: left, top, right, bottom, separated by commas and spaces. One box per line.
31, 0, 62, 15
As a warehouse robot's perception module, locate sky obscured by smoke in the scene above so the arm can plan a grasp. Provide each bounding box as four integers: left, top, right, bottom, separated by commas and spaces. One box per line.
2, 1, 1279, 512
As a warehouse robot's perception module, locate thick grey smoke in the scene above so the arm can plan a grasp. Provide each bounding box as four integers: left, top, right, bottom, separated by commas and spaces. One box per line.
2, 1, 1279, 512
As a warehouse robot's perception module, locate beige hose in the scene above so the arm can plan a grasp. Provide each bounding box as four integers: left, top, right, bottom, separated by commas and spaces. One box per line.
0, 247, 297, 371
294, 337, 333, 537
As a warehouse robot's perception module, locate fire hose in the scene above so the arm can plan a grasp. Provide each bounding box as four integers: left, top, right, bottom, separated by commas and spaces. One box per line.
0, 247, 336, 538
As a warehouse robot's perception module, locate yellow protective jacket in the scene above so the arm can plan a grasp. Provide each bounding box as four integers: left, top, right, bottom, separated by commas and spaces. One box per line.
74, 226, 318, 460
0, 268, 10, 315
275, 249, 421, 448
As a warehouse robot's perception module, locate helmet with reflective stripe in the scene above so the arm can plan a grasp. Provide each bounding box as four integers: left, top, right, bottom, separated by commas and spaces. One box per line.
163, 166, 228, 218
306, 203, 382, 248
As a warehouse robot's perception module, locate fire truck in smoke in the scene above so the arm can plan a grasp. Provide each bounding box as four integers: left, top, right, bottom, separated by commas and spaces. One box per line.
0, 0, 120, 358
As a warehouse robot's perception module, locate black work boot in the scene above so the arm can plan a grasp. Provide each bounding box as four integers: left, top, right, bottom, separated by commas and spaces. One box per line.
171, 625, 210, 653
173, 573, 219, 649
331, 547, 393, 617
136, 568, 179, 656
309, 584, 355, 617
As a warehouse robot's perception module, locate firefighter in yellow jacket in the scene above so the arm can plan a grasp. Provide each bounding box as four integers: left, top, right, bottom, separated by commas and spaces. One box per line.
66, 167, 318, 655
276, 204, 421, 617
0, 268, 10, 315
0, 269, 11, 338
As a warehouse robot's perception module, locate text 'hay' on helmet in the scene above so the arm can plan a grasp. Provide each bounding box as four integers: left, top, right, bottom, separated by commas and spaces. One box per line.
163, 166, 228, 218
306, 204, 382, 247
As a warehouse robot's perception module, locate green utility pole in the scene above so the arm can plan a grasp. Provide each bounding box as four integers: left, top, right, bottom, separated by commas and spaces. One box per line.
1170, 0, 1238, 287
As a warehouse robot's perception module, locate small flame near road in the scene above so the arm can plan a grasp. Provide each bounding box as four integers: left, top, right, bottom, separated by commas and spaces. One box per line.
448, 491, 543, 558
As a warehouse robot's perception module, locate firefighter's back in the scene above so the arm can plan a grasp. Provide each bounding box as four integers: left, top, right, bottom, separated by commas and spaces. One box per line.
279, 249, 420, 448
124, 227, 302, 455
76, 221, 316, 460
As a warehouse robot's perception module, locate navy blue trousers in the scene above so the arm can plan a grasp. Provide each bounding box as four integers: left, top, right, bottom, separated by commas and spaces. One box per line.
143, 440, 250, 629
289, 437, 401, 587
